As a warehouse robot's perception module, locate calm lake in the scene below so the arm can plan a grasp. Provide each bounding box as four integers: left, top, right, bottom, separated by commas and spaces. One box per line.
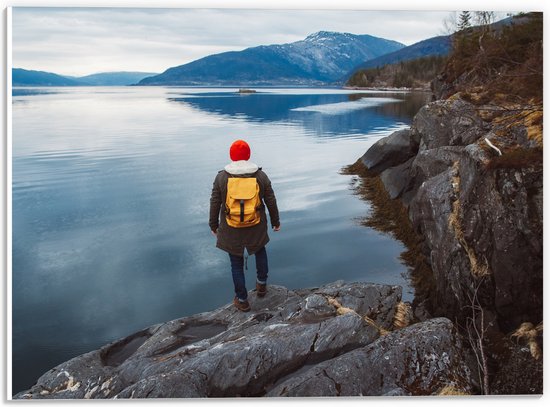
11, 87, 429, 393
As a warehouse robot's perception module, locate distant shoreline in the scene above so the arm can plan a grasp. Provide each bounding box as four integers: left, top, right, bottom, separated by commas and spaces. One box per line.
342, 86, 431, 93
12, 84, 430, 92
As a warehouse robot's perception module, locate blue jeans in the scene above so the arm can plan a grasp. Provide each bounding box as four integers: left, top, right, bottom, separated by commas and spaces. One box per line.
229, 246, 268, 301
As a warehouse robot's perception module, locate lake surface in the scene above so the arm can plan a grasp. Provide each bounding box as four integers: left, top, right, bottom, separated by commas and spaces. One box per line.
11, 87, 429, 394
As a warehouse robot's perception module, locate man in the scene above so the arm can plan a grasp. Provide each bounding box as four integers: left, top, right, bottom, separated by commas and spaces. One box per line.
209, 140, 281, 312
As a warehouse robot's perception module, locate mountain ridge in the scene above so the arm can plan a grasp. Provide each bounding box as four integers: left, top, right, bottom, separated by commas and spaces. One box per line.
12, 68, 83, 87
12, 68, 158, 87
138, 31, 405, 86
343, 35, 452, 84
73, 71, 158, 86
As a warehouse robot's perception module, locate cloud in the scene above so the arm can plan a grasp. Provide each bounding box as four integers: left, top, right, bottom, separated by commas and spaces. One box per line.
10, 8, 463, 76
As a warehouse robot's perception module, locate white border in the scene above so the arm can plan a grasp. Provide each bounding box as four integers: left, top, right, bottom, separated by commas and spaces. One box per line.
2, 1, 548, 406
6, 5, 12, 402
0, 0, 546, 10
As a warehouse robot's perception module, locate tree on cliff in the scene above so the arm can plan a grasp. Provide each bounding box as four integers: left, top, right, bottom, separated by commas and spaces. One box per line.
457, 11, 472, 31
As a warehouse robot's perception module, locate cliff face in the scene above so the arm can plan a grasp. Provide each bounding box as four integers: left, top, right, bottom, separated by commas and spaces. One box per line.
15, 282, 474, 399
352, 88, 543, 394
361, 96, 543, 331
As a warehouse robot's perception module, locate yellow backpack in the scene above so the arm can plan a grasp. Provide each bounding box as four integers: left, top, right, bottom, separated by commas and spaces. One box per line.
225, 177, 262, 228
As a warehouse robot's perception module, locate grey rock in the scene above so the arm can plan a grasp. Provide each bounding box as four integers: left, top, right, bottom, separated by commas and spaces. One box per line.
399, 146, 463, 207
380, 157, 414, 200
409, 168, 474, 319
16, 282, 412, 399
114, 371, 207, 398
311, 280, 402, 330
491, 340, 543, 395
370, 96, 542, 331
360, 129, 416, 174
378, 146, 463, 207
266, 318, 473, 396
411, 98, 489, 151
352, 86, 542, 395
457, 144, 543, 330
413, 299, 432, 322
410, 146, 463, 185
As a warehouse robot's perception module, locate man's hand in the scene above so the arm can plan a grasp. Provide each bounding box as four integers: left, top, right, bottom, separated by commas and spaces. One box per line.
211, 229, 217, 236
273, 225, 281, 232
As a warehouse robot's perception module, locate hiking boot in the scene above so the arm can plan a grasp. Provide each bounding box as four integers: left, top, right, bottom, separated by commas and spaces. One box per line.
233, 297, 251, 312
256, 282, 267, 297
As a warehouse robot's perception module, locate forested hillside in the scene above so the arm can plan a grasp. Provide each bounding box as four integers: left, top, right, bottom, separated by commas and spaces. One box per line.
347, 55, 447, 89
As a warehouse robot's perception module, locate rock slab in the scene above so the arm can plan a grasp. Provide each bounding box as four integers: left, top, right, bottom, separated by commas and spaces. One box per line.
15, 281, 472, 399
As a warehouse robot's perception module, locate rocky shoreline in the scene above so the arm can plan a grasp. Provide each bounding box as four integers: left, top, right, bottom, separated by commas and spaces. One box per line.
357, 95, 542, 328
15, 281, 475, 398
346, 92, 543, 394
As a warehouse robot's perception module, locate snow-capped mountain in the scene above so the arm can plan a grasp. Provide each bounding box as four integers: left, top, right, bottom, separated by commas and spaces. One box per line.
139, 31, 404, 86
273, 31, 405, 82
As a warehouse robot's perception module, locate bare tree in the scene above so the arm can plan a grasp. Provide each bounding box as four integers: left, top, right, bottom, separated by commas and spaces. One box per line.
473, 11, 497, 28
464, 277, 490, 395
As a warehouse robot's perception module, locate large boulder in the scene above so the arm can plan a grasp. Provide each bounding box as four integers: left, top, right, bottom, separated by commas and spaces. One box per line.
267, 318, 473, 396
360, 129, 416, 174
411, 98, 489, 151
380, 146, 463, 206
379, 157, 414, 200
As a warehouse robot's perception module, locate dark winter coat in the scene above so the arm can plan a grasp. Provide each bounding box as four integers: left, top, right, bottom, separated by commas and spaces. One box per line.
209, 160, 280, 257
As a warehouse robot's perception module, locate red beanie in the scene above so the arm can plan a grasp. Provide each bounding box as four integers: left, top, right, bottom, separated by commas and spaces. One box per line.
229, 140, 251, 161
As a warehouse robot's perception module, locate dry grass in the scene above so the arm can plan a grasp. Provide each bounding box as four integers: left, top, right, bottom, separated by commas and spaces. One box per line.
511, 322, 543, 360
437, 385, 470, 396
525, 110, 543, 144
445, 13, 542, 107
492, 106, 543, 145
363, 315, 390, 336
327, 295, 391, 335
393, 302, 412, 329
448, 162, 490, 277
326, 297, 357, 316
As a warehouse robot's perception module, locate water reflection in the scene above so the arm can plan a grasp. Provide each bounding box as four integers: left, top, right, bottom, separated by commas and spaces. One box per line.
12, 88, 61, 97
168, 91, 430, 136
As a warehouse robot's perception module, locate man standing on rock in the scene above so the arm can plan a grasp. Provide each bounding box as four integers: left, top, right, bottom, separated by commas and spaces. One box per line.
209, 139, 281, 312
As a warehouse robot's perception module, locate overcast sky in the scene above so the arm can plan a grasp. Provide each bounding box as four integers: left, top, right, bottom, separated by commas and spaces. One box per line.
10, 4, 514, 77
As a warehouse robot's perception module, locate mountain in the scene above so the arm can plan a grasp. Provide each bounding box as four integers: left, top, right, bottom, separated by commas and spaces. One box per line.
12, 69, 158, 86
138, 31, 405, 86
347, 35, 452, 75
75, 71, 158, 86
12, 68, 82, 86
346, 15, 519, 82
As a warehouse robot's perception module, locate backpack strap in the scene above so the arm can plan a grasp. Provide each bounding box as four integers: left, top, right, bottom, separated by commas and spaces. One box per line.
223, 168, 261, 178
